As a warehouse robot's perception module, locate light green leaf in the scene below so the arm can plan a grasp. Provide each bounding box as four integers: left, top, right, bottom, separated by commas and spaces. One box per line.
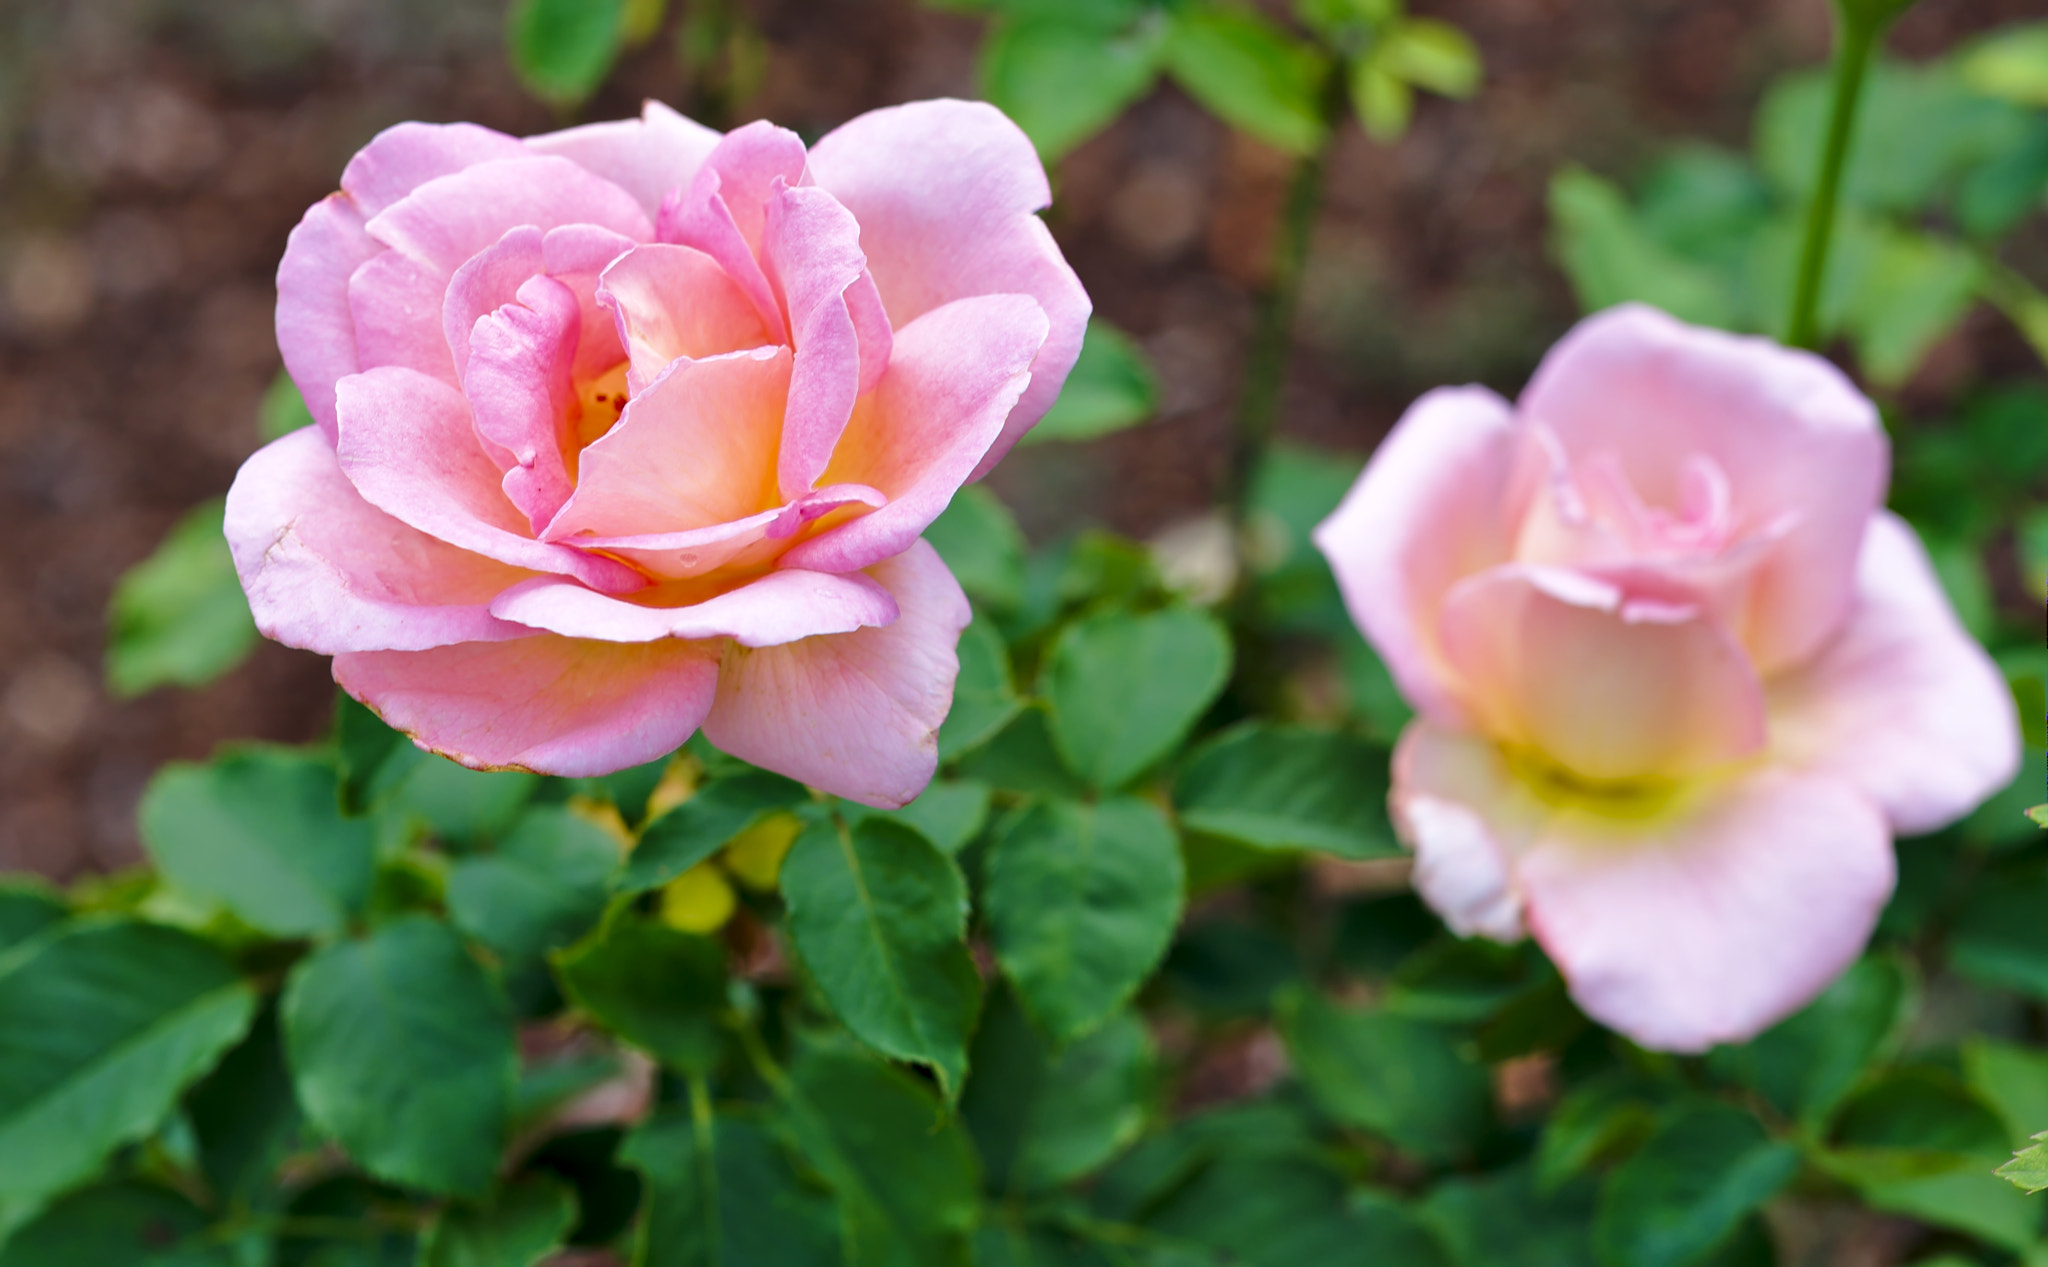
1027, 319, 1161, 445
419, 1174, 577, 1267
447, 806, 620, 971
0, 1182, 230, 1267
1377, 18, 1481, 98
619, 773, 809, 895
282, 916, 515, 1197
138, 746, 375, 940
1042, 606, 1232, 791
506, 0, 628, 106
2030, 804, 2048, 828
0, 920, 257, 1215
552, 910, 726, 1075
1593, 1103, 1799, 1267
621, 1108, 840, 1267
1854, 1165, 2041, 1249
1174, 723, 1399, 859
1275, 987, 1489, 1163
925, 489, 1026, 613
857, 780, 992, 856
105, 498, 258, 698
1962, 22, 2048, 107
379, 753, 539, 847
1548, 168, 1738, 329
781, 818, 980, 1099
937, 620, 1022, 761
1843, 228, 1983, 387
983, 18, 1166, 162
1966, 1040, 2048, 1153
1999, 1135, 2048, 1194
1349, 60, 1411, 142
258, 368, 315, 442
984, 797, 1184, 1045
1164, 5, 1331, 155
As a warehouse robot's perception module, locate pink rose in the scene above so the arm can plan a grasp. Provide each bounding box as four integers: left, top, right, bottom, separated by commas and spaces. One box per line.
1313, 304, 2020, 1051
226, 100, 1087, 807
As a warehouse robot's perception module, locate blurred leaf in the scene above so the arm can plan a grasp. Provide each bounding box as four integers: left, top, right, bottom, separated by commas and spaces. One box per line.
1423, 1164, 1597, 1267
780, 1042, 982, 1266
275, 1175, 417, 1267
1966, 1040, 2048, 1154
379, 754, 539, 848
2031, 804, 2048, 828
1548, 168, 1738, 329
782, 818, 980, 1099
282, 916, 515, 1197
952, 707, 1091, 798
258, 368, 315, 442
1164, 5, 1331, 155
1144, 1154, 1447, 1267
0, 886, 63, 955
1709, 954, 1907, 1131
1161, 915, 1300, 1015
105, 498, 258, 698
1634, 146, 1774, 266
1593, 1103, 1798, 1267
1925, 536, 1995, 640
1243, 444, 1363, 628
139, 746, 374, 940
1376, 18, 1480, 98
1843, 228, 1983, 387
619, 0, 668, 46
334, 691, 406, 814
448, 806, 619, 980
938, 618, 1022, 761
1950, 857, 2048, 999
1027, 319, 1162, 444
1276, 988, 1490, 1163
984, 797, 1184, 1046
1827, 1067, 2011, 1184
619, 773, 808, 895
1348, 61, 1410, 142
1845, 1164, 2040, 1249
1042, 606, 1232, 791
983, 18, 1166, 163
1536, 1074, 1663, 1194
926, 487, 1027, 612
419, 1174, 577, 1267
0, 1182, 230, 1267
1960, 21, 2048, 107
507, 0, 628, 107
0, 921, 257, 1216
1175, 723, 1399, 859
621, 1108, 840, 1267
185, 1003, 301, 1204
1382, 937, 1535, 1023
1957, 120, 2048, 238
553, 909, 726, 1075
856, 780, 992, 856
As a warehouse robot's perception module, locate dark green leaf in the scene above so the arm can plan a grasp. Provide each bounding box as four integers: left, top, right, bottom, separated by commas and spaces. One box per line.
1145, 1155, 1447, 1267
926, 491, 1027, 614
186, 1002, 301, 1204
859, 780, 992, 856
1090, 1099, 1323, 1225
1949, 857, 2048, 1000
104, 498, 258, 698
419, 1174, 577, 1267
1027, 319, 1162, 444
507, 0, 628, 106
937, 619, 1022, 761
951, 708, 1088, 798
552, 910, 726, 1075
1042, 607, 1232, 791
984, 797, 1184, 1045
1163, 5, 1330, 155
1422, 1164, 1596, 1267
1534, 1072, 1662, 1194
139, 746, 375, 939
781, 818, 980, 1099
448, 807, 621, 971
0, 1182, 229, 1267
1593, 1102, 1799, 1267
283, 916, 515, 1197
1175, 723, 1398, 859
0, 886, 63, 955
0, 920, 257, 1214
1708, 954, 1906, 1130
619, 773, 808, 895
334, 691, 407, 814
380, 753, 539, 847
277, 1176, 416, 1267
621, 1108, 840, 1267
1276, 988, 1489, 1164
1832, 1067, 2009, 1164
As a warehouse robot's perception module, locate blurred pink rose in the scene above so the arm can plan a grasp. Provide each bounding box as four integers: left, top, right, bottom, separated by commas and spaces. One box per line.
1314, 304, 2019, 1051
227, 100, 1087, 807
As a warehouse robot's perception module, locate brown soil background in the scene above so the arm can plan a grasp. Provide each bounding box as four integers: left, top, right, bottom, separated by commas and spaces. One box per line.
0, 0, 2037, 879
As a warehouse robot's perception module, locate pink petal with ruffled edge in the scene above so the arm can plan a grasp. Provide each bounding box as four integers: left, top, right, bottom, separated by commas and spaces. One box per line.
568, 485, 887, 580
762, 182, 873, 499
702, 540, 970, 808
1769, 512, 2021, 836
225, 427, 534, 654
1391, 722, 1547, 941
463, 275, 581, 533
597, 244, 772, 393
525, 100, 722, 222
364, 155, 651, 276
807, 99, 1090, 477
444, 227, 546, 389
338, 121, 526, 218
654, 123, 808, 343
276, 196, 379, 439
335, 636, 721, 777
1518, 304, 1888, 675
490, 567, 898, 647
1311, 386, 1528, 726
778, 293, 1048, 575
335, 367, 643, 593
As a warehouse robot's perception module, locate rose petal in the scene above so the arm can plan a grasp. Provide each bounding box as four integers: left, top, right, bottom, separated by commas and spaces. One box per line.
225, 426, 534, 654
339, 121, 526, 218
1311, 386, 1528, 725
1391, 721, 1544, 941
276, 195, 379, 440
762, 182, 871, 498
464, 275, 582, 533
364, 155, 652, 277
1769, 511, 2022, 835
1518, 304, 1888, 674
335, 635, 720, 778
490, 567, 898, 647
596, 244, 772, 394
335, 366, 642, 593
568, 484, 886, 580
540, 224, 637, 380
778, 293, 1047, 574
653, 122, 808, 343
807, 99, 1089, 475
524, 100, 722, 221
703, 539, 969, 807
444, 227, 547, 389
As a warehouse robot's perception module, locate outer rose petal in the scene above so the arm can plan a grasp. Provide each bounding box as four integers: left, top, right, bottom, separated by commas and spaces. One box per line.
489, 568, 898, 647
336, 636, 720, 778
780, 293, 1048, 574
524, 100, 722, 221
597, 244, 771, 392
1518, 304, 1888, 674
1515, 768, 1895, 1052
338, 121, 526, 218
364, 156, 652, 276
1311, 386, 1526, 724
276, 196, 379, 439
1391, 721, 1546, 941
807, 99, 1090, 476
1769, 512, 2022, 835
703, 540, 969, 808
225, 427, 534, 654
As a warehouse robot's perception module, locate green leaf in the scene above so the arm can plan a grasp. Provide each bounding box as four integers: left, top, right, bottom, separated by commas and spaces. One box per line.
2031, 804, 2048, 828
104, 498, 258, 698
0, 886, 63, 955
1174, 723, 1399, 859
258, 368, 315, 442
282, 916, 515, 1197
1708, 954, 1906, 1131
1962, 22, 2048, 107
984, 797, 1184, 1045
139, 746, 376, 940
1349, 60, 1411, 142
1999, 1135, 2048, 1193
506, 0, 628, 106
858, 780, 992, 856
185, 1003, 302, 1204
0, 1182, 230, 1267
1851, 1166, 2041, 1249
1593, 1102, 1799, 1267
982, 18, 1165, 163
1422, 1164, 1597, 1267
938, 618, 1022, 761
1949, 857, 2048, 999
781, 817, 981, 1099
379, 754, 540, 847
1535, 1074, 1662, 1195
419, 1174, 577, 1267
1163, 5, 1331, 155
448, 806, 620, 972
1275, 987, 1489, 1164
1027, 319, 1162, 444
0, 920, 257, 1214
951, 707, 1088, 798
619, 773, 809, 895
620, 1108, 840, 1267
278, 1176, 418, 1266
552, 910, 726, 1075
1547, 167, 1738, 329
926, 490, 1026, 614
1842, 227, 1983, 387
1376, 18, 1481, 98
1042, 606, 1231, 791
780, 1042, 982, 1267
1144, 1154, 1447, 1267
1830, 1067, 2010, 1170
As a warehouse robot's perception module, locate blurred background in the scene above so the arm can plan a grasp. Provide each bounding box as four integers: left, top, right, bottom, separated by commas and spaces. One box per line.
0, 0, 2040, 880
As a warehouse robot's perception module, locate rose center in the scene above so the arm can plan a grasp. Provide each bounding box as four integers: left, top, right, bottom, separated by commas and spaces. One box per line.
574, 362, 633, 453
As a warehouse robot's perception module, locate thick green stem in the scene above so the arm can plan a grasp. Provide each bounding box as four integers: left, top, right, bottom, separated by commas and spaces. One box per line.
1786, 11, 1883, 348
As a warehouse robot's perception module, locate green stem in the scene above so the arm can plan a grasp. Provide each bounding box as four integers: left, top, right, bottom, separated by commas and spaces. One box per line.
687, 1072, 724, 1258
1786, 9, 1884, 348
